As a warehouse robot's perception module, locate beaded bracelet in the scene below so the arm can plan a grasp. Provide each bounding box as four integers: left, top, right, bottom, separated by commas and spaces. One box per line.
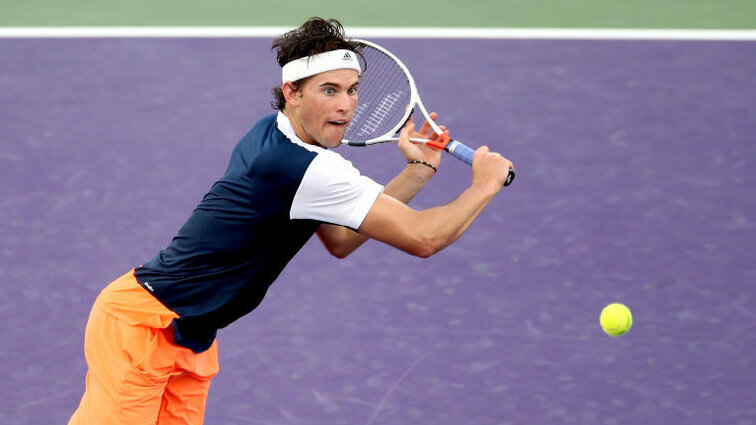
407, 159, 437, 173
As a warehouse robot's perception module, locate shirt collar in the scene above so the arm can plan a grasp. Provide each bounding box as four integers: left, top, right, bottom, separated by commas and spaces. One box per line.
276, 112, 303, 143
276, 112, 332, 153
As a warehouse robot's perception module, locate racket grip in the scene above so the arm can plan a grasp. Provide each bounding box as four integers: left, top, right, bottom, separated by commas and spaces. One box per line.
446, 139, 475, 165
446, 140, 515, 186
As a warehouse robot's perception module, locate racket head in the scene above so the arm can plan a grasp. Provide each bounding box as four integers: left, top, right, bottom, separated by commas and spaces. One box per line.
342, 40, 419, 145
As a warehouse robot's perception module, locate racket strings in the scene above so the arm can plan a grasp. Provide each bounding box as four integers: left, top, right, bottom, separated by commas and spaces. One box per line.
345, 47, 412, 141
358, 91, 402, 137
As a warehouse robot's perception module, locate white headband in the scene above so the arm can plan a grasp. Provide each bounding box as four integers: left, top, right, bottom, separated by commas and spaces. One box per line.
281, 49, 362, 83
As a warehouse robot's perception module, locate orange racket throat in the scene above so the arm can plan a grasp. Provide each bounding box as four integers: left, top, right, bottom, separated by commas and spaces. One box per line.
425, 131, 451, 151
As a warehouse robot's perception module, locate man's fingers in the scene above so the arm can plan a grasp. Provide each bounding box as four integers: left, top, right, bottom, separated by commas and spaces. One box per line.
404, 112, 415, 129
476, 145, 491, 155
399, 123, 411, 142
417, 112, 437, 136
427, 125, 446, 141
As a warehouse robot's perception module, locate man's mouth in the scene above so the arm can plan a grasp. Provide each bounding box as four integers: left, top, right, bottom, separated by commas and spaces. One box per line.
327, 120, 348, 127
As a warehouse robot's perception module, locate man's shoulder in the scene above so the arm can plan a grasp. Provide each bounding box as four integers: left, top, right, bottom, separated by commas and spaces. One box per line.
236, 113, 305, 155
226, 113, 315, 180
244, 113, 282, 142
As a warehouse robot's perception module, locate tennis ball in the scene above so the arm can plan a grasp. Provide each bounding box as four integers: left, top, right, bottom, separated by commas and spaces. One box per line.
600, 303, 633, 336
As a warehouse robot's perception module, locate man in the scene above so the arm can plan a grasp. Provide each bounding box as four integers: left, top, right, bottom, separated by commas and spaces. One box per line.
68, 17, 514, 425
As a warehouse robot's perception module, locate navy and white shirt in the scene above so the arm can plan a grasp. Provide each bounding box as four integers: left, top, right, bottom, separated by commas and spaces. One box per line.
135, 113, 383, 352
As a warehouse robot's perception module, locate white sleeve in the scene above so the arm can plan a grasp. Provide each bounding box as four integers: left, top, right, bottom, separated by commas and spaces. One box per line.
290, 151, 384, 229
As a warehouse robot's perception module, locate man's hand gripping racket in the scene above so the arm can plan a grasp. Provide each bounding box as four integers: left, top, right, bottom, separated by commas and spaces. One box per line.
342, 39, 515, 186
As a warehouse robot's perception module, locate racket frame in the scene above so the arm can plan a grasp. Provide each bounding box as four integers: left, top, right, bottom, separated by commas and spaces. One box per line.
342, 39, 514, 186
342, 39, 445, 147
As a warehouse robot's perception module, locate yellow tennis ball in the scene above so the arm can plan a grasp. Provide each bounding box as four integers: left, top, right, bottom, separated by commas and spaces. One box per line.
600, 303, 633, 336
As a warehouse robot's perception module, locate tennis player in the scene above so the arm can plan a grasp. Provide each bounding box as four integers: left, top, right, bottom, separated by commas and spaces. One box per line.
68, 17, 514, 425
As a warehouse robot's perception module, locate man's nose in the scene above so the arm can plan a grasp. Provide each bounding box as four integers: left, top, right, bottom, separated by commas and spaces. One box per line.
336, 92, 352, 111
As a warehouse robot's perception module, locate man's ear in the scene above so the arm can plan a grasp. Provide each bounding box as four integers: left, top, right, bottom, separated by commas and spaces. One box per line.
282, 82, 301, 107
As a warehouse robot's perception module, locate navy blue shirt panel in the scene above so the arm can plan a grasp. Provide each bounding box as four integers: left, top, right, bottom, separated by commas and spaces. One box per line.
135, 114, 321, 352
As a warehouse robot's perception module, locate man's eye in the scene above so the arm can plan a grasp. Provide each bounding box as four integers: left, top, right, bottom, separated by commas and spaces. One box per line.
324, 88, 335, 95
348, 87, 357, 95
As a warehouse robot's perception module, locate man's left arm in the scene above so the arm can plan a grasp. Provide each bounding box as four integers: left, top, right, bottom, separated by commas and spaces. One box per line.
316, 115, 444, 258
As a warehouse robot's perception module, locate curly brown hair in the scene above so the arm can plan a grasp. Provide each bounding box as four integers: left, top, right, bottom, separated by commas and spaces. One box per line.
270, 17, 364, 111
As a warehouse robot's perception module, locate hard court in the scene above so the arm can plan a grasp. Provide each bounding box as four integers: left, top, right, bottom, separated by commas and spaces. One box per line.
1, 5, 755, 424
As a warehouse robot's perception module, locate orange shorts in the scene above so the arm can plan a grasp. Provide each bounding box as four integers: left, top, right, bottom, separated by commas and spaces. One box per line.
68, 270, 219, 425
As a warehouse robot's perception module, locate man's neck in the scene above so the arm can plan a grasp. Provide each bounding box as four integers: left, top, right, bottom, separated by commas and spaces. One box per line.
282, 109, 315, 146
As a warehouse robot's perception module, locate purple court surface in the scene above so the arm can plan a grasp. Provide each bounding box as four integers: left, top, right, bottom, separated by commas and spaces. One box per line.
1, 38, 755, 425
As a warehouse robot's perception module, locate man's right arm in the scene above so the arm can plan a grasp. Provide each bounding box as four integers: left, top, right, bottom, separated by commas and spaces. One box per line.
357, 146, 513, 258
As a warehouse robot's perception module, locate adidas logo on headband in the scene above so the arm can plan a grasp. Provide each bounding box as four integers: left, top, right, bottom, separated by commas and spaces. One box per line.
343, 52, 353, 60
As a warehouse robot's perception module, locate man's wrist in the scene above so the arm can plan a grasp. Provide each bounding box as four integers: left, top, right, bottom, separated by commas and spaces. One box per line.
406, 159, 437, 173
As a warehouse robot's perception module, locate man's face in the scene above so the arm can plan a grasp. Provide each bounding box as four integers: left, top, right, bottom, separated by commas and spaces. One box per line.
289, 69, 360, 148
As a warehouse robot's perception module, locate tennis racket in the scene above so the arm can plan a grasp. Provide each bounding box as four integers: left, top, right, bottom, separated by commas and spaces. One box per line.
342, 39, 515, 186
